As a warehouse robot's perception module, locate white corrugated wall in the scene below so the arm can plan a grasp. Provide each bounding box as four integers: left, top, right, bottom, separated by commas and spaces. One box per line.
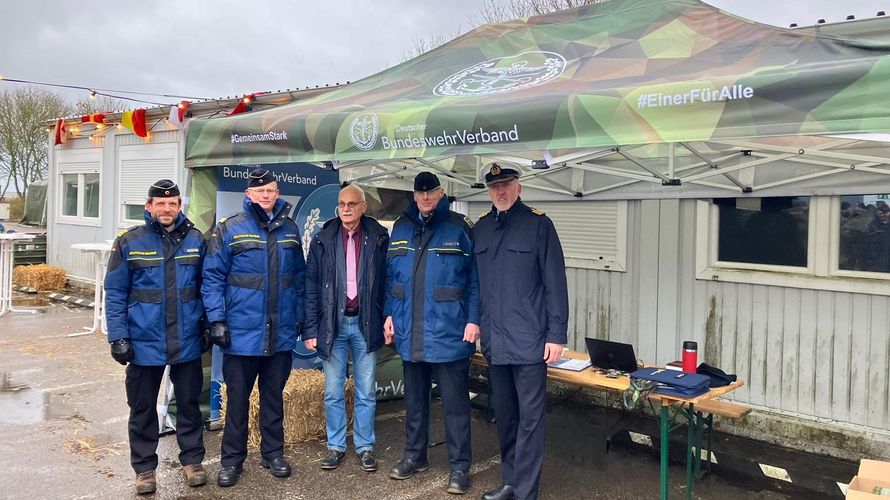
468, 198, 890, 435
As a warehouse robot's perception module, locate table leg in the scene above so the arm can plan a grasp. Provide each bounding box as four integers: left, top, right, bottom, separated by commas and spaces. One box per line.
67, 253, 102, 337
1, 241, 36, 317
0, 242, 10, 317
686, 403, 695, 500
660, 404, 669, 500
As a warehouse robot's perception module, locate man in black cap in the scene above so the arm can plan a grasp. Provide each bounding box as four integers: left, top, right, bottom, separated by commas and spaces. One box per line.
473, 162, 568, 500
384, 171, 480, 494
105, 179, 209, 494
202, 168, 306, 487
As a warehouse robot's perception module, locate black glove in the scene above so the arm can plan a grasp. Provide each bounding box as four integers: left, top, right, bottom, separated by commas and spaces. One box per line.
209, 321, 230, 348
110, 339, 134, 366
201, 325, 212, 353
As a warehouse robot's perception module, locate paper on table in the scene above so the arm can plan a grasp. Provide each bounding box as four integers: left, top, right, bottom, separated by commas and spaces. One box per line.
548, 357, 592, 371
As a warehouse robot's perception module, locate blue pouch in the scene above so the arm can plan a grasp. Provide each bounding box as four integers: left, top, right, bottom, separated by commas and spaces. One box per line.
630, 367, 710, 398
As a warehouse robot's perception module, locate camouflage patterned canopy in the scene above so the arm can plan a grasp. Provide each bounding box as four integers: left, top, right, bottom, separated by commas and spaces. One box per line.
185, 0, 890, 168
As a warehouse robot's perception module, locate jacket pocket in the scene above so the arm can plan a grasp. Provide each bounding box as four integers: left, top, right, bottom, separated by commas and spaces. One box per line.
179, 286, 198, 302
128, 288, 162, 303
388, 247, 409, 257
127, 257, 162, 269
507, 243, 531, 254
230, 239, 265, 254
434, 248, 465, 256
391, 283, 405, 299
433, 286, 463, 301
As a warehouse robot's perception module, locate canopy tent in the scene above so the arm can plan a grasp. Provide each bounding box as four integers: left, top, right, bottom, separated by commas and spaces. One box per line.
185, 0, 890, 199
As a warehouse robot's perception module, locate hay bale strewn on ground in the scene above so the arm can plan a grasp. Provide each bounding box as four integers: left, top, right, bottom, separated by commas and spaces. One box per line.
221, 369, 354, 447
12, 264, 67, 291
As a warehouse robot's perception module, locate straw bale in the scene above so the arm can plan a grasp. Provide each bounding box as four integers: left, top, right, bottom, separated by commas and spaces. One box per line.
12, 264, 67, 291
221, 369, 354, 446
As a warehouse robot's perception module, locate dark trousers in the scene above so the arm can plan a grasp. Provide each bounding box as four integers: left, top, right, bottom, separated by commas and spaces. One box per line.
125, 358, 205, 474
489, 363, 548, 500
402, 358, 471, 472
221, 351, 292, 466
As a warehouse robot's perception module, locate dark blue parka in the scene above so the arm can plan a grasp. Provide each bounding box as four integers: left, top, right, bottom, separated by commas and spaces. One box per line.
385, 196, 479, 363
202, 197, 305, 356
473, 199, 569, 365
104, 211, 206, 366
303, 215, 389, 360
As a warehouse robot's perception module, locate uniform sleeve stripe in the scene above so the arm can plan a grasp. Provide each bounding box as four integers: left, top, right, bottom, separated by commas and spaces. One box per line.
228, 239, 267, 246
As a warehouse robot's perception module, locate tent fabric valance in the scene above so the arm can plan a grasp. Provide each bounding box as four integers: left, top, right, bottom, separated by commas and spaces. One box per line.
185, 0, 890, 168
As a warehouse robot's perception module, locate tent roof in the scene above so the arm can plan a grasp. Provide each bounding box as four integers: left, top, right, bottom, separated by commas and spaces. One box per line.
185, 0, 890, 171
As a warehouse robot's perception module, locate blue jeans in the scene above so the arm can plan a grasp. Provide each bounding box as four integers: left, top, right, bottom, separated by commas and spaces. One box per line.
322, 315, 377, 452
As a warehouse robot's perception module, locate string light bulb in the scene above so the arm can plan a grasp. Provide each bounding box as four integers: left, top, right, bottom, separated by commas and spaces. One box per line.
89, 90, 97, 100
243, 95, 253, 105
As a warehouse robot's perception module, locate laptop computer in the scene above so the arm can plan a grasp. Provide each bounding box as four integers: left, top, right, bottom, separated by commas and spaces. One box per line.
585, 338, 639, 373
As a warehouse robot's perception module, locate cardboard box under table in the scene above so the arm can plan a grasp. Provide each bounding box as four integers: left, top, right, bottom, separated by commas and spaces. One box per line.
847, 459, 890, 499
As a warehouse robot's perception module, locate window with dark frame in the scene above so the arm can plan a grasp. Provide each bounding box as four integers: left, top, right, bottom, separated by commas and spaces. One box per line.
715, 196, 809, 267
839, 194, 890, 273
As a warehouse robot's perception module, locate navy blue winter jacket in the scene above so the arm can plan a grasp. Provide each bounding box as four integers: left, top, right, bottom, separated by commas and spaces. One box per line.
202, 197, 305, 356
385, 196, 479, 363
473, 200, 569, 365
303, 215, 389, 360
104, 211, 206, 366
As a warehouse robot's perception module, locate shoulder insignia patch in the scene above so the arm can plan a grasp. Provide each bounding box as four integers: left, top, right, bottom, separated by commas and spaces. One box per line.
218, 212, 240, 225
478, 210, 490, 218
531, 208, 546, 216
463, 215, 474, 228
116, 225, 138, 238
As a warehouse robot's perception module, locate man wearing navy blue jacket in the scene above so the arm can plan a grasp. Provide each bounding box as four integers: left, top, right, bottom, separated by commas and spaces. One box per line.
201, 168, 306, 487
474, 162, 569, 500
104, 180, 208, 495
384, 172, 480, 495
303, 184, 389, 472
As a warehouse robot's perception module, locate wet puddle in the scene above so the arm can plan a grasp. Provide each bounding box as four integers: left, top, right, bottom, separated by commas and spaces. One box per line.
10, 295, 52, 307
0, 372, 77, 424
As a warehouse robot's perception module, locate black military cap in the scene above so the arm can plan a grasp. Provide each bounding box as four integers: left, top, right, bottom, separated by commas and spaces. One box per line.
413, 171, 441, 192
247, 168, 275, 188
148, 179, 179, 198
482, 162, 520, 186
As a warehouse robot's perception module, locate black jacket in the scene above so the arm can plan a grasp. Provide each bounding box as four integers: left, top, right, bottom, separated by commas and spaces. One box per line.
303, 215, 389, 360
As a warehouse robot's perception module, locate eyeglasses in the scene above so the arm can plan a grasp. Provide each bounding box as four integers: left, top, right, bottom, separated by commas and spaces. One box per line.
415, 188, 442, 198
337, 201, 364, 209
248, 188, 278, 195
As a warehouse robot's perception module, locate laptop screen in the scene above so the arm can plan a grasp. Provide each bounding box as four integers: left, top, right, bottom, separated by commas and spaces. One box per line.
585, 338, 638, 373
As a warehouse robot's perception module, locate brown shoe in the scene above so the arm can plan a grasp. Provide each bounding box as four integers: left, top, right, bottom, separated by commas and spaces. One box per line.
135, 470, 157, 495
183, 463, 208, 487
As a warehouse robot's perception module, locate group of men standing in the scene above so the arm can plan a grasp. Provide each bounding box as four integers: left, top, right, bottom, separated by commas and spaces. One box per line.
104, 162, 568, 500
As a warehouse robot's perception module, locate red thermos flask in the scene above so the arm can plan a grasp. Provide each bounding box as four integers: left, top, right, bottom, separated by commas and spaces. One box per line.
682, 341, 698, 373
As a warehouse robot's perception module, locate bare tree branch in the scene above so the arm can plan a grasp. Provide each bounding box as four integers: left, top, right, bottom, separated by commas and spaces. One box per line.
401, 0, 598, 63
0, 87, 70, 198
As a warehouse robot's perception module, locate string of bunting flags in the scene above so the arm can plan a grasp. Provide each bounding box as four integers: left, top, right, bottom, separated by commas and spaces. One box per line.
52, 94, 257, 146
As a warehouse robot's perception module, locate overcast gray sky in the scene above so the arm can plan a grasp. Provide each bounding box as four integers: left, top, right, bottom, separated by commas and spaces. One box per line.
1, 0, 887, 106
